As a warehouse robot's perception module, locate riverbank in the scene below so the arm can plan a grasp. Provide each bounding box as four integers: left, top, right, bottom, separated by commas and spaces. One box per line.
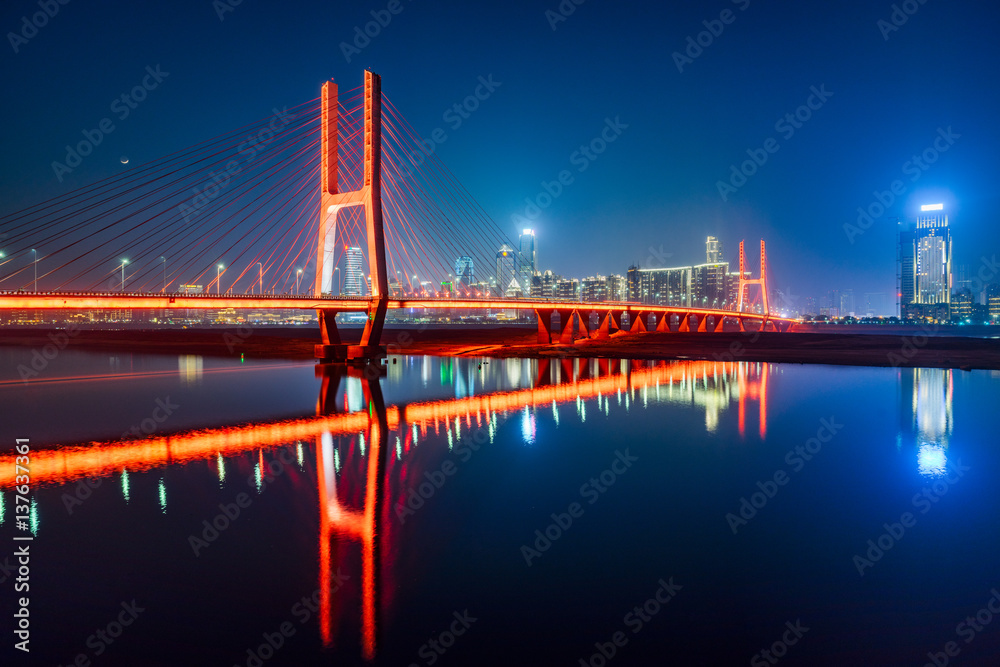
2, 326, 1000, 370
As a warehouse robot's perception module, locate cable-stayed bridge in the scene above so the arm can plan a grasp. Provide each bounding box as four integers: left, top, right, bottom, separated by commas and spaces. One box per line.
0, 71, 794, 361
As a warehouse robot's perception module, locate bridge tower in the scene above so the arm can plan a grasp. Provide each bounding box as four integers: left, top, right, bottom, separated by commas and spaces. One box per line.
315, 71, 388, 363
737, 240, 770, 316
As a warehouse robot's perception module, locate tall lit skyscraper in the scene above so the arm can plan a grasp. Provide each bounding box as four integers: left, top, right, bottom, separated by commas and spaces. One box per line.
518, 229, 536, 295
900, 204, 952, 319
454, 256, 475, 288
706, 236, 722, 263
343, 246, 364, 296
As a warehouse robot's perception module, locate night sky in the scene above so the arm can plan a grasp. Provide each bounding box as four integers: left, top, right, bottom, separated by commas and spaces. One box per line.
2, 0, 999, 304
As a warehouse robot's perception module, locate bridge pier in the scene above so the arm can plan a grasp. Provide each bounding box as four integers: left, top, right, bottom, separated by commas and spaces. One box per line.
314, 307, 387, 364
536, 308, 553, 343
629, 310, 649, 333
557, 309, 575, 344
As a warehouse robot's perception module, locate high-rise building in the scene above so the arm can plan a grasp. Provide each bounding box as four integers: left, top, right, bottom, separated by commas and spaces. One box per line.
636, 266, 692, 306
518, 229, 536, 295
840, 289, 855, 317
691, 262, 729, 309
900, 204, 952, 319
627, 266, 642, 302
454, 256, 475, 288
496, 244, 517, 297
581, 275, 607, 302
555, 278, 579, 301
606, 274, 628, 302
344, 246, 364, 296
988, 284, 1000, 321
706, 236, 723, 263
951, 288, 973, 321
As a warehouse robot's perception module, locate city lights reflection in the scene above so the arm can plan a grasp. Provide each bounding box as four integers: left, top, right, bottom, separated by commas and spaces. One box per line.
918, 443, 948, 477
0, 357, 772, 660
905, 368, 955, 477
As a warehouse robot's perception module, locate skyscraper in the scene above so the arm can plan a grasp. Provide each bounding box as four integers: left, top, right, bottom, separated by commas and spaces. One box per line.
900, 204, 952, 319
988, 284, 1000, 321
518, 229, 536, 296
496, 244, 517, 297
454, 256, 475, 288
343, 246, 364, 296
706, 236, 723, 263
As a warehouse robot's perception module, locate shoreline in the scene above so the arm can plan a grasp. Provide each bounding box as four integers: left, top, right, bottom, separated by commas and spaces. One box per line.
2, 326, 1000, 370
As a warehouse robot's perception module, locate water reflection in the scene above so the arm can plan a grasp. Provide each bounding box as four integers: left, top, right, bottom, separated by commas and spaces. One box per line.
902, 368, 954, 477
0, 357, 773, 661
178, 354, 204, 384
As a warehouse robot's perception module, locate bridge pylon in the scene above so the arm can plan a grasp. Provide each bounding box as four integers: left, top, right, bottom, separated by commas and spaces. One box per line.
736, 239, 770, 317
314, 70, 388, 363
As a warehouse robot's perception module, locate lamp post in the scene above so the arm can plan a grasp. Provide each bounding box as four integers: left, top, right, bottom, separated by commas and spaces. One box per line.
257, 263, 263, 295
334, 267, 340, 295
120, 259, 128, 292
32, 249, 37, 292
160, 256, 166, 292
296, 269, 302, 295
217, 264, 224, 294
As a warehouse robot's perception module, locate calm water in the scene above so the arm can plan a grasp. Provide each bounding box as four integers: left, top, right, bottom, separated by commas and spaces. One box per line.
1, 347, 999, 666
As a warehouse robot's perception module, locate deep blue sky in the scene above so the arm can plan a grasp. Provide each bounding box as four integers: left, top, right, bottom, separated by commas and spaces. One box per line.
2, 0, 999, 302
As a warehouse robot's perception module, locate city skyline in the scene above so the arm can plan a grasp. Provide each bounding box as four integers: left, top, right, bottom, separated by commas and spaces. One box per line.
3, 1, 999, 302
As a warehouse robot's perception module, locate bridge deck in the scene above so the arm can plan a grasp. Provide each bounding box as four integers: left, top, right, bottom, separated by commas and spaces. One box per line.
0, 292, 793, 323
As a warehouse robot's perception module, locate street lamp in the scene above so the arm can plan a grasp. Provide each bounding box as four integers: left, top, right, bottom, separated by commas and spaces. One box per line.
32, 249, 37, 292
257, 263, 264, 295
296, 269, 302, 295
160, 256, 167, 293
120, 259, 128, 292
217, 264, 224, 294
334, 267, 341, 295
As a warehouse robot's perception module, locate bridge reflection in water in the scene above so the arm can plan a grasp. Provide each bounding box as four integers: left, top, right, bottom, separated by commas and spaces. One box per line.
0, 357, 770, 659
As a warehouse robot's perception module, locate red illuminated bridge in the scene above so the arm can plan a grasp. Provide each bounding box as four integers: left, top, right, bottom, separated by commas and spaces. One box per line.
0, 71, 795, 360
